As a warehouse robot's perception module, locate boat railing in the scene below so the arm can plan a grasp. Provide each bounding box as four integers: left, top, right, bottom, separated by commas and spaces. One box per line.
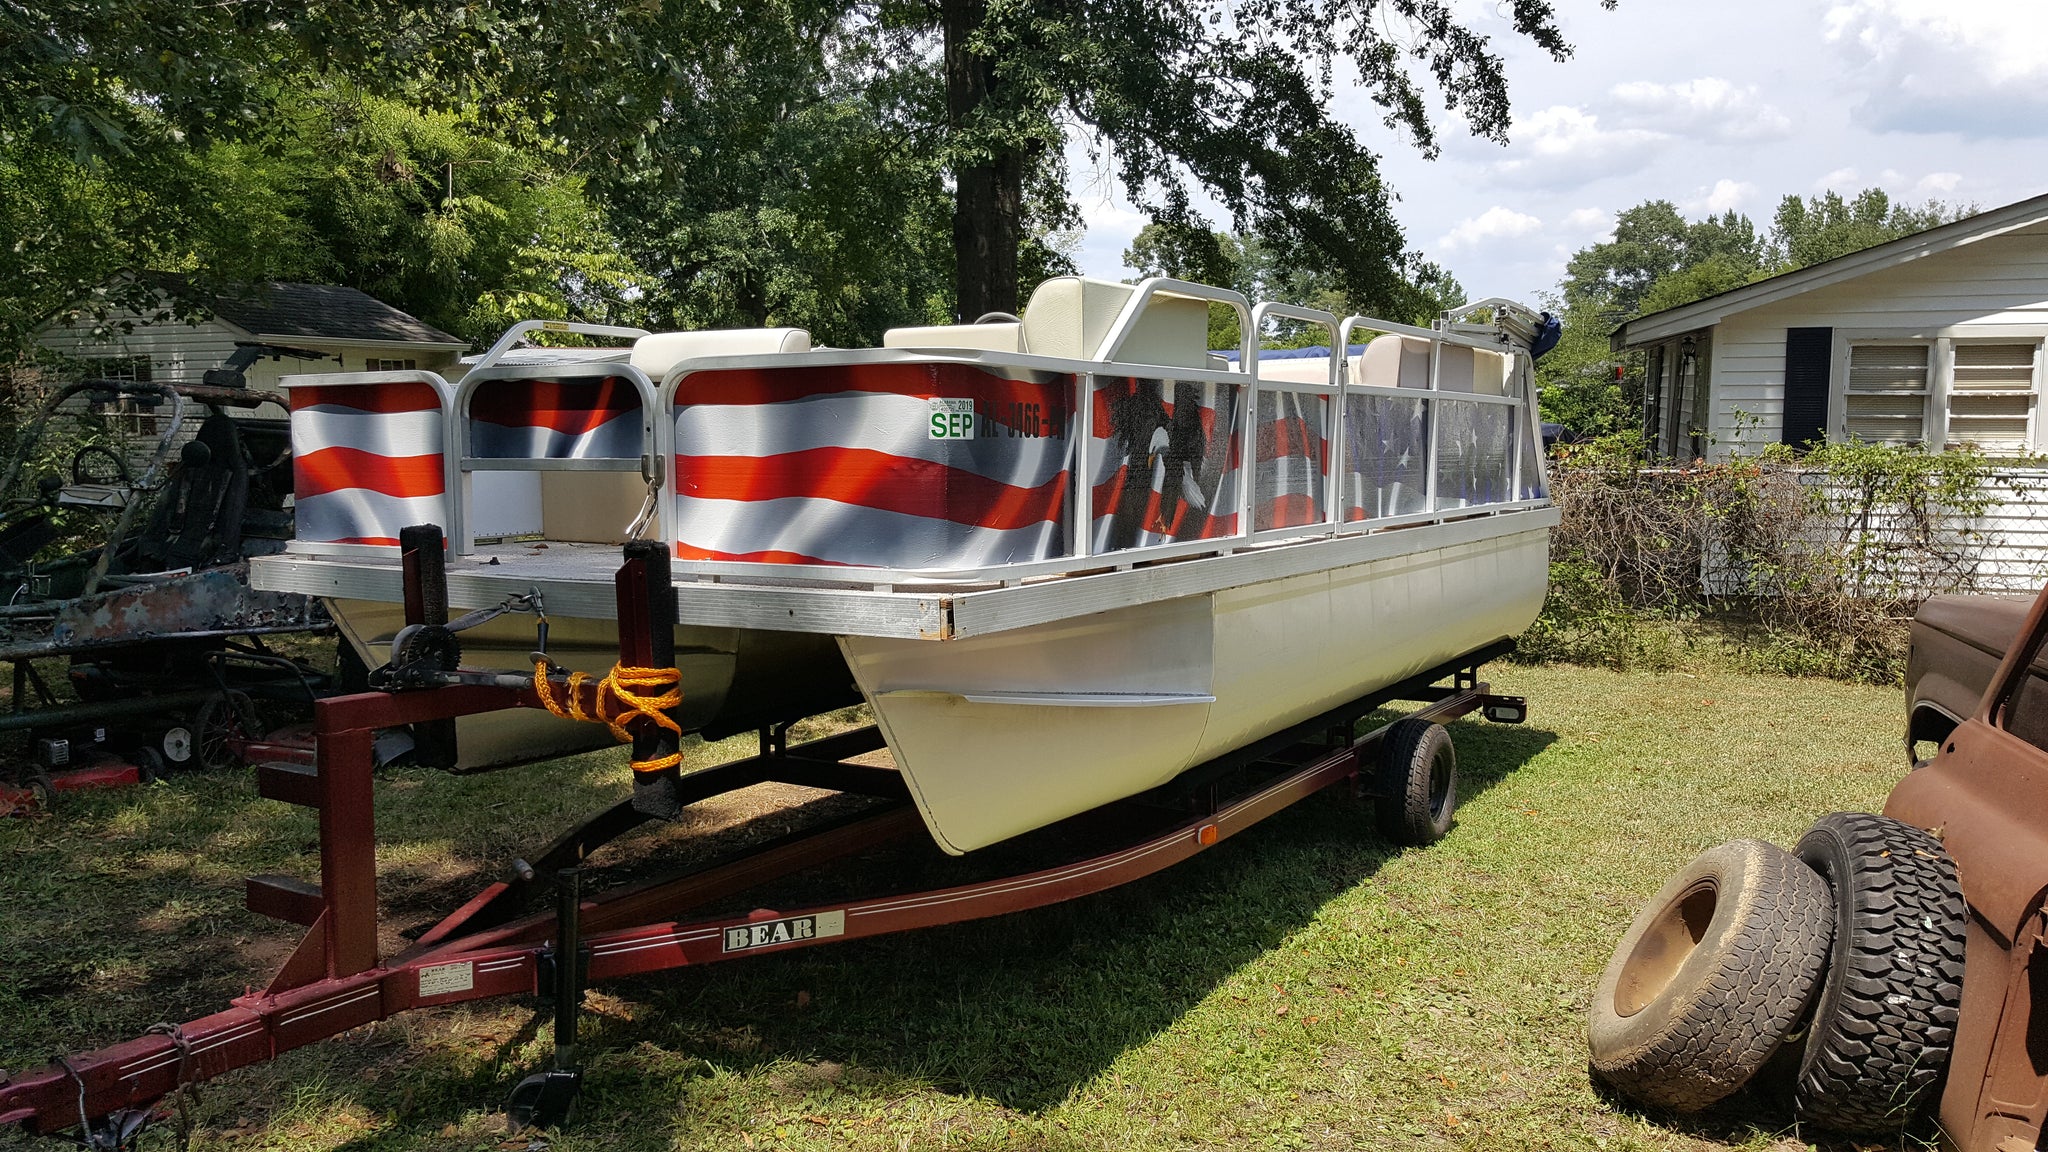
454, 361, 661, 549
467, 320, 652, 377
1244, 303, 1341, 547
277, 288, 1551, 582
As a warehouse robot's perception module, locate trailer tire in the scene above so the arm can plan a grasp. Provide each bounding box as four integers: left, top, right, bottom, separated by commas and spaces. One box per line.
1589, 839, 1833, 1113
1376, 718, 1456, 845
1787, 812, 1966, 1134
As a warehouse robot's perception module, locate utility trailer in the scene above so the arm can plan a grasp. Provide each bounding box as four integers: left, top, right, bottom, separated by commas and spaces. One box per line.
0, 527, 1529, 1146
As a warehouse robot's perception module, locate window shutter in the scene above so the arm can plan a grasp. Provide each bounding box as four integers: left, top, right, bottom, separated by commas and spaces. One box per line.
1782, 327, 1831, 447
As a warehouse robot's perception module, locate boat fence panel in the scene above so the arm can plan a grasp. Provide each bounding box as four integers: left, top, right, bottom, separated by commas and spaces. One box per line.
467, 376, 645, 460
670, 362, 1078, 568
1087, 375, 1245, 554
1433, 398, 1516, 510
1341, 393, 1430, 522
1253, 388, 1330, 532
288, 378, 448, 548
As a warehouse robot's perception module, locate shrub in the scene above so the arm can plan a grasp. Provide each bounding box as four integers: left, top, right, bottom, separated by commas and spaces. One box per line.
1526, 433, 2039, 682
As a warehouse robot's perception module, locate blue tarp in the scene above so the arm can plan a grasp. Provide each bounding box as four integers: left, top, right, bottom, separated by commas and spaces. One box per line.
1210, 344, 1366, 364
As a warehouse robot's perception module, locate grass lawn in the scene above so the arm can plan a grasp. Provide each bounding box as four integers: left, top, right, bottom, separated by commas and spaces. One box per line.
0, 662, 1924, 1151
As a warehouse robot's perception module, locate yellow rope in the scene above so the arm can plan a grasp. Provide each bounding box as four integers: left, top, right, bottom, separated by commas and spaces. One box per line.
533, 660, 684, 774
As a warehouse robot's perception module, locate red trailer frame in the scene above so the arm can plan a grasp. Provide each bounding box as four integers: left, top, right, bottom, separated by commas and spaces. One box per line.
0, 533, 1527, 1147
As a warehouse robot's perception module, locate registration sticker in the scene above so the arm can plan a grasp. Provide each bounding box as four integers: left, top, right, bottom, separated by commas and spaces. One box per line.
928, 398, 976, 440
723, 910, 846, 953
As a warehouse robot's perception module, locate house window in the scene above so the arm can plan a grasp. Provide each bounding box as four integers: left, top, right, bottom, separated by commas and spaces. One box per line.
1946, 343, 2037, 452
367, 357, 417, 372
1841, 339, 2042, 453
84, 356, 152, 383
1844, 343, 1930, 446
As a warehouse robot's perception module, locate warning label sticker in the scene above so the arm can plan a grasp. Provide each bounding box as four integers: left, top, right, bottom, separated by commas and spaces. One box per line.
417, 961, 475, 998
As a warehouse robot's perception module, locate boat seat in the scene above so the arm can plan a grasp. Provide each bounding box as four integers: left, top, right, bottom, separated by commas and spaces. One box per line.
883, 321, 1025, 354
1346, 334, 1511, 394
1020, 276, 1213, 371
1349, 334, 1434, 390
1255, 357, 1337, 385
630, 327, 811, 383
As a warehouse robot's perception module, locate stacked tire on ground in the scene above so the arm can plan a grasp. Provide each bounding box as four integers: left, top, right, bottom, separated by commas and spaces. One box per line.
1588, 812, 1967, 1133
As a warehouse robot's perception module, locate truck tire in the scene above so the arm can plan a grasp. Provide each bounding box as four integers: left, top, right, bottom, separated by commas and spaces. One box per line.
1788, 812, 1966, 1133
1589, 839, 1833, 1112
1375, 718, 1455, 845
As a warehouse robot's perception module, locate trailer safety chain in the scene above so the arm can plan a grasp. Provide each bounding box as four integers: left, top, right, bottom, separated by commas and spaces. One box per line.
145, 1021, 197, 1151
531, 659, 684, 774
59, 1056, 148, 1151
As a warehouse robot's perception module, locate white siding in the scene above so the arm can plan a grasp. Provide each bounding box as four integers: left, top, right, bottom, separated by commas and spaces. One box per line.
1706, 222, 2048, 457
34, 307, 461, 420
1970, 468, 2048, 591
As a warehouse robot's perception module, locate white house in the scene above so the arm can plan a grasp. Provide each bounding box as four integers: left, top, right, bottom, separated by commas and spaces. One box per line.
1614, 192, 2048, 460
34, 276, 468, 408
1613, 193, 2048, 589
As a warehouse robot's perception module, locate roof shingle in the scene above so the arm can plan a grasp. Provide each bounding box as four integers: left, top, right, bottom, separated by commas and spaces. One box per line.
152, 275, 465, 347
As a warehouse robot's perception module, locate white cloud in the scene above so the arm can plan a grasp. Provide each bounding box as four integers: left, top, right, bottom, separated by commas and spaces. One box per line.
1437, 206, 1545, 252
1561, 207, 1614, 237
1608, 77, 1793, 143
1826, 0, 2048, 137
1912, 171, 1964, 198
1684, 178, 1757, 216
1488, 105, 1668, 188
1817, 166, 1860, 191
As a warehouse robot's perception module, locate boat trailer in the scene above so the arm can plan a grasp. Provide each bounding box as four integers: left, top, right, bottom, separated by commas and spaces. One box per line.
0, 527, 1529, 1147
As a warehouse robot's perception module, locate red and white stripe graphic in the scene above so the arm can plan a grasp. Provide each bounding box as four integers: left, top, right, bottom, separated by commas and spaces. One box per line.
468, 377, 643, 460
672, 363, 1076, 568
291, 382, 447, 547
1252, 389, 1327, 531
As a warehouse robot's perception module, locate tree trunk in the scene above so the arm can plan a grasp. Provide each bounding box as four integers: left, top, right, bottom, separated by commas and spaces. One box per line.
943, 0, 1023, 320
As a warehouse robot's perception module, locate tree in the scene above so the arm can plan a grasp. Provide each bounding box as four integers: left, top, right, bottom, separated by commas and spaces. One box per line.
1767, 189, 1966, 269
1563, 202, 1764, 319
916, 0, 1595, 320
1123, 222, 1465, 351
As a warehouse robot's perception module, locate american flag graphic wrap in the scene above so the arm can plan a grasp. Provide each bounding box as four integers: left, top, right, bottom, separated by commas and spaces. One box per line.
1089, 377, 1244, 552
290, 381, 447, 547
669, 364, 1347, 570
1253, 389, 1328, 532
672, 363, 1078, 568
468, 376, 644, 460
1341, 393, 1430, 522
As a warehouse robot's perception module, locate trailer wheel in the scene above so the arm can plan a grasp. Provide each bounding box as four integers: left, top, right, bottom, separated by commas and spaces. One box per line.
1376, 718, 1456, 845
195, 691, 261, 772
1787, 812, 1966, 1133
1589, 839, 1833, 1112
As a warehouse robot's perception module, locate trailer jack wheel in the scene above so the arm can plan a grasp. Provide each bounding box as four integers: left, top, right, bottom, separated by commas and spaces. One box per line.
509, 866, 585, 1132
506, 1068, 581, 1131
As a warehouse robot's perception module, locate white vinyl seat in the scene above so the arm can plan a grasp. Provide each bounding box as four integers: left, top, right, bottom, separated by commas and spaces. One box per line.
630, 327, 811, 382
882, 321, 1025, 354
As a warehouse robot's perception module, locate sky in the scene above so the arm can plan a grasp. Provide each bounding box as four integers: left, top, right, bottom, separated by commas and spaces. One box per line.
1067, 0, 2048, 309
